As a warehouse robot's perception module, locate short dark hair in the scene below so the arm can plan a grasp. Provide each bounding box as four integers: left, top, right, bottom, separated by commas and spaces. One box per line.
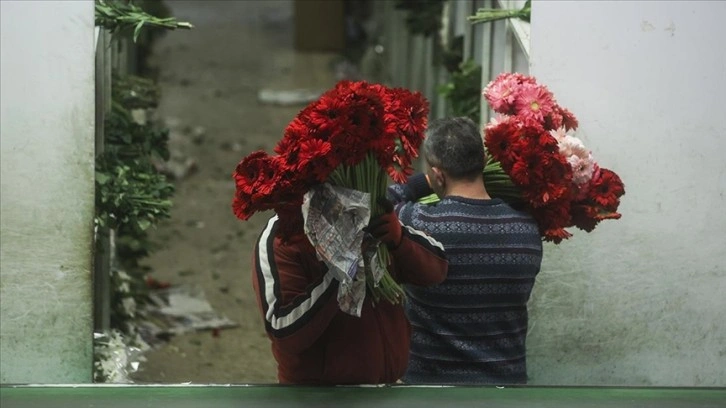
423, 117, 485, 180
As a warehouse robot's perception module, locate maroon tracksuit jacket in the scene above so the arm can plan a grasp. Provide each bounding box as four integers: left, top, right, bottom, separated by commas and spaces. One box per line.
252, 215, 447, 384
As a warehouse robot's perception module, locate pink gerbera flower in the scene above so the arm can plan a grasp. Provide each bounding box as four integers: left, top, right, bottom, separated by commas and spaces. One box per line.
509, 73, 538, 85
557, 134, 595, 185
513, 83, 555, 123
483, 76, 519, 114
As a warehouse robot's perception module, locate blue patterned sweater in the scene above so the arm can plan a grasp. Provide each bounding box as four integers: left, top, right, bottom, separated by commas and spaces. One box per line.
387, 174, 543, 385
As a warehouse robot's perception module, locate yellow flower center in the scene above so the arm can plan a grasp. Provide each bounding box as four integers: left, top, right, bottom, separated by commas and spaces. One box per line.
530, 101, 540, 111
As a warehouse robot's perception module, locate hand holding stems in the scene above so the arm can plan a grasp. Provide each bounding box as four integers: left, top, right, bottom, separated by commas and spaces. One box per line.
366, 198, 403, 250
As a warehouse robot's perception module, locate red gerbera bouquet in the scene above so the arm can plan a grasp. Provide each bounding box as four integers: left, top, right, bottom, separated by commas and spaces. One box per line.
421, 73, 624, 243
483, 72, 625, 242
232, 80, 429, 303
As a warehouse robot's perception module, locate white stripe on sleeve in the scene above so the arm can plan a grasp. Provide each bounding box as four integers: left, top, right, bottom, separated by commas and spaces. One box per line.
258, 216, 335, 331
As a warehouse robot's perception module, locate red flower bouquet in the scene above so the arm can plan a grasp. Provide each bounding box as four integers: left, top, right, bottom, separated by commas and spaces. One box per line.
422, 73, 625, 243
486, 73, 624, 242
232, 80, 429, 303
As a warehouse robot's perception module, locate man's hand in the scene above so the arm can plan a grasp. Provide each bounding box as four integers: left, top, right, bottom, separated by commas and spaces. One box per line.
365, 197, 403, 249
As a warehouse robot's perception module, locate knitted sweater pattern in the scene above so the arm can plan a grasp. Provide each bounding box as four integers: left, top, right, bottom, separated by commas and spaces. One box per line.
389, 183, 542, 384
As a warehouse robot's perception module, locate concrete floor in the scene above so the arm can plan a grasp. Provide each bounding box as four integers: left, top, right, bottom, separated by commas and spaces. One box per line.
131, 0, 340, 384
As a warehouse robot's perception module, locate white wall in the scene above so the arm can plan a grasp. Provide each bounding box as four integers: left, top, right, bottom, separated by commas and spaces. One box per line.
0, 1, 95, 383
527, 0, 726, 386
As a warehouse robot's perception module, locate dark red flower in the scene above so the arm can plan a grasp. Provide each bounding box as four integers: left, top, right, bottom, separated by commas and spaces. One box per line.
517, 121, 559, 153
587, 168, 625, 210
570, 203, 597, 232
371, 135, 396, 171
233, 151, 271, 196
530, 199, 573, 243
231, 151, 288, 221
542, 227, 573, 244
559, 106, 579, 131
275, 118, 310, 156
297, 138, 332, 168
299, 139, 337, 182
307, 95, 354, 141
314, 83, 384, 166
232, 80, 430, 236
571, 201, 622, 232
484, 118, 521, 169
391, 89, 429, 153
386, 149, 415, 184
510, 146, 573, 207
367, 88, 428, 182
250, 156, 284, 203
544, 109, 563, 131
232, 191, 253, 221
502, 123, 573, 208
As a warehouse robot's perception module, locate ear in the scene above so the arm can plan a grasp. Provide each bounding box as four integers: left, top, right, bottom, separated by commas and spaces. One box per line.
431, 167, 445, 187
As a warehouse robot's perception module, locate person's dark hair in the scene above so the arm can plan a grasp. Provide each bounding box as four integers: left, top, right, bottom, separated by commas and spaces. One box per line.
423, 117, 485, 180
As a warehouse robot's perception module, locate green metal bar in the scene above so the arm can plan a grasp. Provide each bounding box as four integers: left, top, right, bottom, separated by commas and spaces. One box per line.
1, 385, 724, 408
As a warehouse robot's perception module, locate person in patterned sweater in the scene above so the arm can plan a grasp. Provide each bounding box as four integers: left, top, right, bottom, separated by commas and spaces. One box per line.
387, 117, 543, 385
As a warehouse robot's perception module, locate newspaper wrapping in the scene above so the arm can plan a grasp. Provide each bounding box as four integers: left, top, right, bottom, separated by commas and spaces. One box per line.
301, 183, 383, 317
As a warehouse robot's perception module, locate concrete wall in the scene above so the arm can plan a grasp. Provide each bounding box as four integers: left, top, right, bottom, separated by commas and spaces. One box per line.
527, 0, 726, 386
0, 1, 95, 383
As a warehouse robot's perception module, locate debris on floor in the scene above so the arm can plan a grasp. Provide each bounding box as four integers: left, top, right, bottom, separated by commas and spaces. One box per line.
153, 120, 200, 180
219, 141, 245, 152
155, 154, 198, 181
94, 330, 148, 383
257, 88, 323, 106
333, 59, 362, 81
190, 126, 207, 145
138, 284, 239, 346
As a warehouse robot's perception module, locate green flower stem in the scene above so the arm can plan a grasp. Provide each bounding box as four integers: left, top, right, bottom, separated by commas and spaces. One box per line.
418, 158, 524, 207
468, 0, 531, 25
330, 154, 406, 304
95, 0, 193, 42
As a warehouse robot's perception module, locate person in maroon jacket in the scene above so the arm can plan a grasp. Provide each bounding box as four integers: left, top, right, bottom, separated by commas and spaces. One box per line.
251, 204, 448, 385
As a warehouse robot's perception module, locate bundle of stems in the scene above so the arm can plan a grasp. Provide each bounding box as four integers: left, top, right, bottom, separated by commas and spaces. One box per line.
468, 0, 531, 25
95, 0, 193, 42
329, 153, 406, 304
95, 159, 174, 232
419, 157, 524, 206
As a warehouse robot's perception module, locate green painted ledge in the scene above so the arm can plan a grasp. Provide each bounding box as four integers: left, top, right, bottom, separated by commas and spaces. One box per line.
1, 385, 724, 408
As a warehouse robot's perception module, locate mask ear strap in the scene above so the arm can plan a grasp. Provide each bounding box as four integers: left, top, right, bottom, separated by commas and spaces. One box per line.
431, 167, 445, 190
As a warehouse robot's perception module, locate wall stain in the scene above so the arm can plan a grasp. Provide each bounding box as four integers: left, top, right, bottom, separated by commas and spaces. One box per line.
664, 21, 676, 37
641, 20, 655, 32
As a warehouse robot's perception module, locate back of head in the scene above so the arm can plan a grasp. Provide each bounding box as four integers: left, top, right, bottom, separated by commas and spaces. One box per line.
423, 117, 485, 180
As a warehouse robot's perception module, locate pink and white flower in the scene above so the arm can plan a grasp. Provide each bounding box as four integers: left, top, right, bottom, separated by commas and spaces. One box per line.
554, 131, 595, 185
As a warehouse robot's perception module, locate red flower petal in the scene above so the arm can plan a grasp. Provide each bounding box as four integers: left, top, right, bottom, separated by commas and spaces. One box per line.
587, 168, 625, 210
232, 80, 431, 236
